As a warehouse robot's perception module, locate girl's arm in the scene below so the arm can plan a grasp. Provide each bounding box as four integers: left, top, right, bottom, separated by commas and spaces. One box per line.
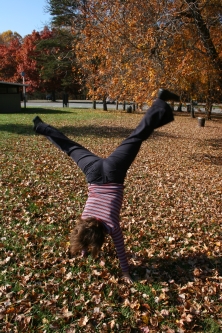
111, 226, 133, 282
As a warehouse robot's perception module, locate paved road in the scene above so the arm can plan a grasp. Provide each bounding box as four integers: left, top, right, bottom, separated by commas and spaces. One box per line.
23, 100, 222, 114
23, 100, 133, 110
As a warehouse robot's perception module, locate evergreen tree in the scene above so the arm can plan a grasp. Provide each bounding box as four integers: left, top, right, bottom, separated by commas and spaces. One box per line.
36, 27, 81, 99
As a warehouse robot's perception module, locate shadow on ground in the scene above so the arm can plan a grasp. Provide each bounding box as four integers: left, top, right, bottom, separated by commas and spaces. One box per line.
1, 108, 72, 115
190, 152, 222, 166
0, 123, 134, 139
0, 121, 186, 140
205, 138, 222, 150
133, 253, 221, 286
190, 138, 222, 166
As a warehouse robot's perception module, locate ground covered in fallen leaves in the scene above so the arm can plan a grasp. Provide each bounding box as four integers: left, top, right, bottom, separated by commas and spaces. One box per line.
0, 109, 222, 332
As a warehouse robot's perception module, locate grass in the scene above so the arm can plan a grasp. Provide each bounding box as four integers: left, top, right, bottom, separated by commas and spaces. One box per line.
0, 106, 222, 332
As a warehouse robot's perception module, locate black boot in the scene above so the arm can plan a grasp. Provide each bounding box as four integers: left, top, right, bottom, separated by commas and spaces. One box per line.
158, 89, 180, 102
33, 116, 43, 131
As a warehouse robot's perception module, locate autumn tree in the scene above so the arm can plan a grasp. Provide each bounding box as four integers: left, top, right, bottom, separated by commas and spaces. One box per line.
163, 0, 222, 118
15, 31, 43, 92
47, 0, 222, 114
0, 30, 45, 92
0, 37, 21, 82
0, 30, 23, 45
0, 31, 23, 84
0, 27, 82, 98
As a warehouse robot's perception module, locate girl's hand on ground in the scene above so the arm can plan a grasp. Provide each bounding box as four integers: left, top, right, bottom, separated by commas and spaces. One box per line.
122, 272, 134, 284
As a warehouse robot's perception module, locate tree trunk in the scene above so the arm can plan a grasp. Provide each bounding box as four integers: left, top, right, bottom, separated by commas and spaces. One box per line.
170, 101, 174, 111
177, 103, 182, 112
205, 100, 212, 120
190, 100, 195, 118
185, 0, 222, 91
51, 91, 56, 102
103, 97, 107, 111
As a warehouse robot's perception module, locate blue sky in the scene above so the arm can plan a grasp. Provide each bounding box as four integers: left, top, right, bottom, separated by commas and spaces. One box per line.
0, 0, 52, 37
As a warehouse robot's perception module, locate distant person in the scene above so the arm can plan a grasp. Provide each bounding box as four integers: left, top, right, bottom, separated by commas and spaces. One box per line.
33, 89, 179, 283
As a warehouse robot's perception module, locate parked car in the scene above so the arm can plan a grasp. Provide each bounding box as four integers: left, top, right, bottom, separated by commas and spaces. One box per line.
46, 94, 52, 100
106, 97, 116, 104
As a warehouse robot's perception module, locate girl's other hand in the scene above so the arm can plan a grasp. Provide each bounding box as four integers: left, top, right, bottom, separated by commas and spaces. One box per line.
122, 272, 134, 284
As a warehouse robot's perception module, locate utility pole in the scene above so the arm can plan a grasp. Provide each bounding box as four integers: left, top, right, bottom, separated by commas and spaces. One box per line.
21, 72, 26, 108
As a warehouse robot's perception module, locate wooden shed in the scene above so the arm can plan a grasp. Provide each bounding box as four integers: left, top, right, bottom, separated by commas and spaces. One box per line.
0, 81, 28, 113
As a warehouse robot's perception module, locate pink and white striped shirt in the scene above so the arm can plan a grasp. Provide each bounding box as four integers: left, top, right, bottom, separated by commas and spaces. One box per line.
81, 183, 129, 272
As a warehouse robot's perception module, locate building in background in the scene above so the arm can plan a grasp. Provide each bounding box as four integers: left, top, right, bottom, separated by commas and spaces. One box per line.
0, 81, 28, 113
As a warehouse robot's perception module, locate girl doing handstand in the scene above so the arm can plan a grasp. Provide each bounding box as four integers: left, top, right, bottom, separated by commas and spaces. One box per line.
33, 89, 179, 283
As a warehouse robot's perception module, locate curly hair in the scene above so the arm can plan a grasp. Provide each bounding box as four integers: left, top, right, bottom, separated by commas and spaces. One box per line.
70, 217, 106, 258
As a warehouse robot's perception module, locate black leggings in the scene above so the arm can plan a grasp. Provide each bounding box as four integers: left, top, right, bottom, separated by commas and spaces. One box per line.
36, 98, 173, 184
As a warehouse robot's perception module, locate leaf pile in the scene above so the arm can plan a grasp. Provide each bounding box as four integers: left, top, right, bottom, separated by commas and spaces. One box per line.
0, 110, 221, 332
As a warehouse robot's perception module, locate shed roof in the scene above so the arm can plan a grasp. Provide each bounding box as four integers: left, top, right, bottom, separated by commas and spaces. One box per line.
0, 81, 29, 87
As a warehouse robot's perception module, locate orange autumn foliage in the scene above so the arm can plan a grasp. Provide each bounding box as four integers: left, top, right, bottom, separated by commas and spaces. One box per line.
73, 0, 221, 104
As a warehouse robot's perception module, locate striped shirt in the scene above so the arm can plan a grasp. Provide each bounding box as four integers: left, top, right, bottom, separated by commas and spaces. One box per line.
81, 183, 129, 272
